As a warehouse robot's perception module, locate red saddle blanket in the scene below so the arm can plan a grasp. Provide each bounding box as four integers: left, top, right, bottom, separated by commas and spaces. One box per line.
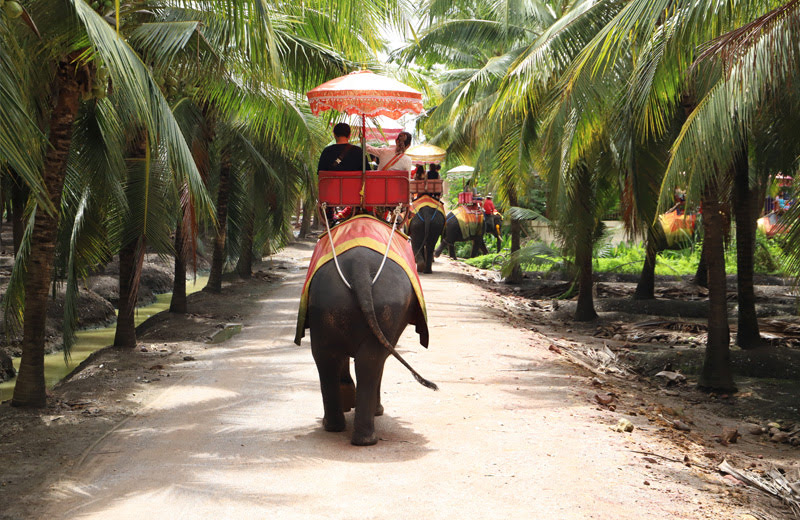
410, 195, 446, 218
451, 205, 484, 238
295, 214, 427, 345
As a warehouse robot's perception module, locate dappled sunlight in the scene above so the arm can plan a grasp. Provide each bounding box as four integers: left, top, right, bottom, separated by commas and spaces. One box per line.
145, 384, 240, 411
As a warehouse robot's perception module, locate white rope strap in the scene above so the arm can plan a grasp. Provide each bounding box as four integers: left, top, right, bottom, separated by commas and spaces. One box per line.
372, 205, 402, 286
322, 203, 352, 290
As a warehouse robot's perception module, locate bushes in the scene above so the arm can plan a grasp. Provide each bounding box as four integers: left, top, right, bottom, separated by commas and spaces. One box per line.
463, 232, 790, 276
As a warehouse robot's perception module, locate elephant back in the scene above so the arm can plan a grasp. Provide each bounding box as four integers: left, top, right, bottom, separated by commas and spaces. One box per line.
450, 205, 484, 239
295, 214, 426, 345
409, 195, 446, 219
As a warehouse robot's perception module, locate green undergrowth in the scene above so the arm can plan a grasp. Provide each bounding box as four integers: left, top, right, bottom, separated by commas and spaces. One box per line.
464, 231, 789, 277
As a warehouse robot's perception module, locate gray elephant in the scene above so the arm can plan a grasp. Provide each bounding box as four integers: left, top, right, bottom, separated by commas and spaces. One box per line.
484, 212, 504, 253
435, 207, 488, 259
408, 196, 446, 273
296, 234, 436, 446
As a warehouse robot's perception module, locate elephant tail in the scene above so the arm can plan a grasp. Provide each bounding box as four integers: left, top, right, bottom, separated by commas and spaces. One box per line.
352, 270, 439, 391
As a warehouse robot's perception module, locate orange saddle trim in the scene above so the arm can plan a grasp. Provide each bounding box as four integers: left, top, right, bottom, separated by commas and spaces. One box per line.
410, 195, 446, 218
295, 214, 427, 345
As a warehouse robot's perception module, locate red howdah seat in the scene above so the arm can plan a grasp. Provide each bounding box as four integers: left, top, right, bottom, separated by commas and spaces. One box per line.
410, 179, 443, 195
319, 170, 410, 206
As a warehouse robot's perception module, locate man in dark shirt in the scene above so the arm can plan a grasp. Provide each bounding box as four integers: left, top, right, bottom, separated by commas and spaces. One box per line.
426, 163, 440, 180
317, 123, 369, 172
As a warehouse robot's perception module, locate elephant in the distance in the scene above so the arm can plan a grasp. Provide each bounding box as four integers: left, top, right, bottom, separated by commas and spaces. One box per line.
435, 207, 488, 259
295, 219, 436, 446
484, 212, 504, 253
407, 196, 446, 274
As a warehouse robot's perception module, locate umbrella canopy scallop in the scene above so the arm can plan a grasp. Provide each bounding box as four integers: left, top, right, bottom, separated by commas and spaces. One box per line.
307, 70, 424, 119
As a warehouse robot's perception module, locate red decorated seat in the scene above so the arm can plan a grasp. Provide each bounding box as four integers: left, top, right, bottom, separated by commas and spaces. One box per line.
410, 179, 443, 195
319, 170, 410, 207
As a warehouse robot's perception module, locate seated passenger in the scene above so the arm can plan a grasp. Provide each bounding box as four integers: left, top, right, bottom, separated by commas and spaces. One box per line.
367, 131, 412, 172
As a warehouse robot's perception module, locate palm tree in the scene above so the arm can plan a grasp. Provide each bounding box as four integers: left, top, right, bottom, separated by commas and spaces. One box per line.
5, 1, 209, 407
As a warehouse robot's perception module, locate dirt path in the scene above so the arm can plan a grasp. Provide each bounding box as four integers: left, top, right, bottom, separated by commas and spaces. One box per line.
15, 242, 752, 519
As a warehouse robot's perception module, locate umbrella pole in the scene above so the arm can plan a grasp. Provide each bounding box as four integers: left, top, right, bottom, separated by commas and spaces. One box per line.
360, 114, 366, 211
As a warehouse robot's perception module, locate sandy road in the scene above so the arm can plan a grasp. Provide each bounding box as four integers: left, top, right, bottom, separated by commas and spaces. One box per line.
41, 241, 739, 520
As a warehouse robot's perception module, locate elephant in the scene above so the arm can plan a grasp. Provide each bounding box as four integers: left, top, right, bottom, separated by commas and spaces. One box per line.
407, 197, 446, 274
484, 212, 504, 253
296, 243, 436, 446
435, 207, 488, 259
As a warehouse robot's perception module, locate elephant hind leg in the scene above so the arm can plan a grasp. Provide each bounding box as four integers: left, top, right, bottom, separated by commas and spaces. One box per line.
351, 353, 388, 446
313, 350, 347, 432
339, 362, 356, 412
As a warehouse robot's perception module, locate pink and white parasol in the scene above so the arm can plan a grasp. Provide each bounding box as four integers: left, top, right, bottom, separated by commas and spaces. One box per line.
307, 70, 423, 119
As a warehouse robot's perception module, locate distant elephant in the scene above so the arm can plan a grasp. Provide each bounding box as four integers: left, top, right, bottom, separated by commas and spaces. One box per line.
435, 206, 488, 259
407, 196, 446, 273
484, 212, 503, 253
295, 216, 436, 446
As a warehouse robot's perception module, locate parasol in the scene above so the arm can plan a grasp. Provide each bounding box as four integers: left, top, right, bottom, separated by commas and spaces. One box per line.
307, 70, 423, 119
405, 143, 447, 164
445, 165, 475, 179
307, 70, 424, 207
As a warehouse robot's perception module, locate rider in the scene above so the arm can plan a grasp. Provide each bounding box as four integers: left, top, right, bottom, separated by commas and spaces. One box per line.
366, 132, 413, 172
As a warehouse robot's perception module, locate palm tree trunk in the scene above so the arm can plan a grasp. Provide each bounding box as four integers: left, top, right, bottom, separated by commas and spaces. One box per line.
574, 242, 598, 321
732, 150, 763, 349
236, 209, 254, 279
573, 165, 597, 321
12, 61, 82, 408
634, 228, 657, 300
204, 151, 231, 293
694, 237, 708, 287
699, 185, 736, 392
169, 221, 187, 313
113, 238, 145, 348
505, 187, 523, 284
299, 198, 312, 239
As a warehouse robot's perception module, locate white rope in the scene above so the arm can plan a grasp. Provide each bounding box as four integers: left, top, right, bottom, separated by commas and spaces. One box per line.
322, 203, 352, 290
372, 205, 402, 286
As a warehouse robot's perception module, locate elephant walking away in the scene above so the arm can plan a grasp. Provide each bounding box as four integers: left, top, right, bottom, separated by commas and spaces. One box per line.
434, 205, 488, 259
408, 195, 446, 273
295, 215, 436, 446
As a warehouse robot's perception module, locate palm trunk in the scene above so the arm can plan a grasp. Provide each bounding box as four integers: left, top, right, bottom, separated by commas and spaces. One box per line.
204, 152, 231, 293
236, 210, 254, 279
12, 61, 82, 408
699, 184, 736, 392
574, 242, 597, 321
634, 228, 657, 300
506, 188, 523, 284
299, 199, 312, 239
113, 238, 145, 348
169, 221, 187, 313
732, 150, 762, 349
694, 237, 708, 287
573, 165, 597, 321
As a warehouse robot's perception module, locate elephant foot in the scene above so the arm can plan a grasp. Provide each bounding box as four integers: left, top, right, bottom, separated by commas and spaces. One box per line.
323, 414, 346, 432
375, 403, 384, 416
339, 383, 356, 412
423, 268, 433, 274
351, 430, 378, 446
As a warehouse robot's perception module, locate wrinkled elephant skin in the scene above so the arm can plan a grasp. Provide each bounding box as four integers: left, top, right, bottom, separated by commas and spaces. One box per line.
307, 247, 426, 446
408, 206, 446, 273
435, 212, 488, 259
